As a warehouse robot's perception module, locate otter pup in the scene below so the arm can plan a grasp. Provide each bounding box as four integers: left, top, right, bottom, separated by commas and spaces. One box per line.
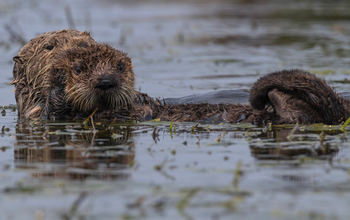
48, 43, 135, 118
11, 29, 350, 125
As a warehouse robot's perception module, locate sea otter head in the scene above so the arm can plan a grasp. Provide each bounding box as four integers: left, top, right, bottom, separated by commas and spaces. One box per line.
12, 29, 96, 118
13, 29, 95, 80
56, 43, 135, 112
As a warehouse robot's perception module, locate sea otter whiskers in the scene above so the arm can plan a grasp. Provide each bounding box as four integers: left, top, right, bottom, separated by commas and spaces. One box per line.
11, 29, 350, 125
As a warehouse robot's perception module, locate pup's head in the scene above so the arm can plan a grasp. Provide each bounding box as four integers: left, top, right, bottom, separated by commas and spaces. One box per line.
56, 43, 135, 112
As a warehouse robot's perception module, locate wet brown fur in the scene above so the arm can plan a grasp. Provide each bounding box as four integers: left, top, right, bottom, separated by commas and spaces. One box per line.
249, 69, 350, 124
51, 43, 135, 117
11, 29, 350, 125
12, 29, 96, 118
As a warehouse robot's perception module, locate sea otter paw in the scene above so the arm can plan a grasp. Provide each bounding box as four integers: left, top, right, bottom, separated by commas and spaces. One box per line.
250, 69, 348, 124
267, 89, 322, 124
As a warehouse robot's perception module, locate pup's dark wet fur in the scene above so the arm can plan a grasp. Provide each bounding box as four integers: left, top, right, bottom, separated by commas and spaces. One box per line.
12, 29, 350, 125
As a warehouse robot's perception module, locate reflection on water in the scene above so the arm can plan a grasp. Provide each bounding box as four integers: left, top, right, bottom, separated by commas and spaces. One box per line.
12, 119, 342, 181
14, 120, 135, 180
250, 128, 339, 160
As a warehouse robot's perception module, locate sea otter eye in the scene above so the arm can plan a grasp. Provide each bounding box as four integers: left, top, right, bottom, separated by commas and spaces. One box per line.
46, 46, 54, 50
75, 66, 82, 75
118, 63, 124, 72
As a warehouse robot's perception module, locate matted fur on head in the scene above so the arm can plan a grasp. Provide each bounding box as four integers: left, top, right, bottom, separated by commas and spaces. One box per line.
55, 43, 135, 113
12, 29, 96, 118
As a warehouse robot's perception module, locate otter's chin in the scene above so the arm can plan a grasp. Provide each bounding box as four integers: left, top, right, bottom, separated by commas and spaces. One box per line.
90, 93, 117, 111
67, 84, 135, 112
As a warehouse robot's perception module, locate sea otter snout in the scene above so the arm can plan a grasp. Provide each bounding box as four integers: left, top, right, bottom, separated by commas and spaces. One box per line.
96, 75, 116, 91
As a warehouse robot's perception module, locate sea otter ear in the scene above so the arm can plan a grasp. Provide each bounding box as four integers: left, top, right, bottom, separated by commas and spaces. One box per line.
13, 56, 25, 65
82, 31, 91, 36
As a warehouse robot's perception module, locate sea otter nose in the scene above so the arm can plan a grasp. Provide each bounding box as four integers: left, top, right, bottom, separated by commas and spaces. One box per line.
96, 77, 115, 90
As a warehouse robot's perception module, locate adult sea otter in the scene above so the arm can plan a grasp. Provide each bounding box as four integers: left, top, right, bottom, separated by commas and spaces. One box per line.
11, 29, 350, 125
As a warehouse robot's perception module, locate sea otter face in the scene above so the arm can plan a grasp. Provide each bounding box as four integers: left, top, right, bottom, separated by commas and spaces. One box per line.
57, 44, 135, 112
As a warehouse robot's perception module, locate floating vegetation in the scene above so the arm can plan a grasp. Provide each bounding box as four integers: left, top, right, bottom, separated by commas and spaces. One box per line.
310, 69, 336, 76
3, 182, 41, 194
340, 116, 350, 132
